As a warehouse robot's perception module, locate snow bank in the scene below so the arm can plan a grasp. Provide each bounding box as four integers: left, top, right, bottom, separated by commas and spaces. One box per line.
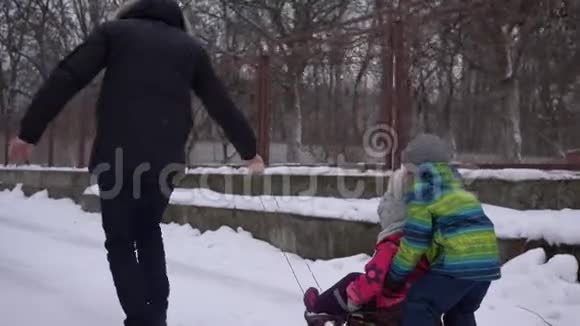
480, 249, 580, 326
483, 205, 580, 244
1, 188, 579, 326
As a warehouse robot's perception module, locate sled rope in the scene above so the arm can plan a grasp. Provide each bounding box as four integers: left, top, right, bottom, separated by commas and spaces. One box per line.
516, 305, 553, 326
256, 196, 306, 295
283, 251, 306, 295
305, 261, 322, 291
268, 196, 322, 292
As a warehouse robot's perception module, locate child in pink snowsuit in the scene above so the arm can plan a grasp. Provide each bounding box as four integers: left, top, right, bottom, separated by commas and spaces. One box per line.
303, 167, 429, 320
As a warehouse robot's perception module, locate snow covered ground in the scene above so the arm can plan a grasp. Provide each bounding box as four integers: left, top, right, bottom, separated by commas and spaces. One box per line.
1, 187, 580, 326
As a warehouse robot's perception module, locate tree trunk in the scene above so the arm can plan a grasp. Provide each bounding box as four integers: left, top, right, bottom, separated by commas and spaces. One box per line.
501, 77, 522, 161
333, 58, 345, 149
2, 114, 9, 166
313, 65, 322, 143
284, 73, 303, 162
382, 24, 394, 168
499, 26, 522, 162
0, 68, 8, 165
441, 55, 457, 152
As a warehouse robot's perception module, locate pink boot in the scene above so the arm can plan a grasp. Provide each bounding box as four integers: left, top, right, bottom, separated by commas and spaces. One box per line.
303, 287, 320, 312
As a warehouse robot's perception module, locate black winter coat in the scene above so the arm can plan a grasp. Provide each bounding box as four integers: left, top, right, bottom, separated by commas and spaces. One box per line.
19, 0, 256, 172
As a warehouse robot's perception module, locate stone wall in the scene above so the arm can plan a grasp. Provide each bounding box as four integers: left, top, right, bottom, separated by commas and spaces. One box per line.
466, 178, 580, 210
82, 194, 378, 259
0, 169, 90, 205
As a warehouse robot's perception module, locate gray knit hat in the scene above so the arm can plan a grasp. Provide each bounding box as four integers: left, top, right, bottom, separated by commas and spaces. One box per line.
401, 133, 452, 165
376, 167, 410, 241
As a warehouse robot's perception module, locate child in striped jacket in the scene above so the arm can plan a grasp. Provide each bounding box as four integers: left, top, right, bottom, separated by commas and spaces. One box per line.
384, 134, 501, 326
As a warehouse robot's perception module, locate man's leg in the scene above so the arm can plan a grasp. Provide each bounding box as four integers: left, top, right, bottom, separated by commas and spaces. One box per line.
134, 173, 173, 325
443, 281, 491, 326
401, 273, 477, 326
99, 175, 150, 326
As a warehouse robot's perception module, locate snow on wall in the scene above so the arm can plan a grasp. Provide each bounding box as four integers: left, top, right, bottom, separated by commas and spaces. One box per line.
2, 164, 580, 180
187, 166, 392, 176
0, 165, 88, 172
84, 185, 580, 245
85, 185, 381, 223
458, 168, 580, 181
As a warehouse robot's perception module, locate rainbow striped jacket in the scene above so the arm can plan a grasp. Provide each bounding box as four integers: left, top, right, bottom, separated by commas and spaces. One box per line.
388, 162, 501, 283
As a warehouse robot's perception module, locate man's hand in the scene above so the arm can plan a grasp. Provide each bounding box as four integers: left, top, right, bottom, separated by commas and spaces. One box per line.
9, 137, 34, 163
245, 154, 265, 174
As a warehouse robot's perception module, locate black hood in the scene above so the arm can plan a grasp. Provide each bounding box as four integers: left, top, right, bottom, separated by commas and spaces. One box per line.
115, 0, 188, 31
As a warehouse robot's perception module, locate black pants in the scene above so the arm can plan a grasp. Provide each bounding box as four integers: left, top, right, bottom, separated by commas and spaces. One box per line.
401, 272, 491, 326
98, 171, 174, 326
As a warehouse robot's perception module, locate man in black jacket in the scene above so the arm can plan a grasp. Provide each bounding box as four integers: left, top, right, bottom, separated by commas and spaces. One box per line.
9, 0, 264, 325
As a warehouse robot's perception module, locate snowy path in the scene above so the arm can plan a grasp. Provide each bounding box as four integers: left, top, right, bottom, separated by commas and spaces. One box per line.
1, 188, 580, 326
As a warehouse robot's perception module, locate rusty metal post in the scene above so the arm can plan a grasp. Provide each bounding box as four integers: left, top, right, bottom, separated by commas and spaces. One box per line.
393, 10, 411, 168
257, 54, 271, 165
393, 20, 403, 169
400, 28, 412, 168
383, 24, 396, 169
2, 113, 9, 165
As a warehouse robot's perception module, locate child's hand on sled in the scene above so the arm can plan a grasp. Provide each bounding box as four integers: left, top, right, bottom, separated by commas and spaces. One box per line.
347, 298, 361, 312
383, 276, 405, 297
346, 281, 363, 311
